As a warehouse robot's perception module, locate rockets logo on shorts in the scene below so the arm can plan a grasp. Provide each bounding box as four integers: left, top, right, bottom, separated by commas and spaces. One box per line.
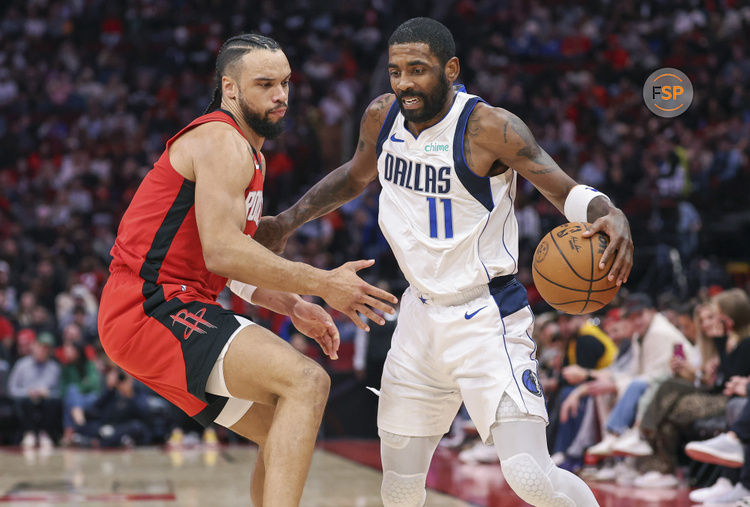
170, 307, 217, 339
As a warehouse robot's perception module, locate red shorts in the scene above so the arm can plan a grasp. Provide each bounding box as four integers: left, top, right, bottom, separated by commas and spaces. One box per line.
98, 269, 244, 426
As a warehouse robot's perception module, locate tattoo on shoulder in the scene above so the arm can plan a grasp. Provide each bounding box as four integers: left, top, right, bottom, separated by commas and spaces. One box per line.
369, 95, 391, 124
462, 109, 483, 170
357, 140, 366, 152
503, 119, 508, 143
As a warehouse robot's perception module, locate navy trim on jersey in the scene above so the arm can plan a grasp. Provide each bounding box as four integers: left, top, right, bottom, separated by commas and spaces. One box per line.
491, 278, 532, 411
490, 277, 529, 316
453, 97, 494, 212
500, 172, 518, 273
376, 100, 400, 158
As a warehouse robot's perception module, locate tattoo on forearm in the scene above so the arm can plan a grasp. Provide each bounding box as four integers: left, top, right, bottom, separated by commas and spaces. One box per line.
503, 120, 508, 143
288, 168, 359, 227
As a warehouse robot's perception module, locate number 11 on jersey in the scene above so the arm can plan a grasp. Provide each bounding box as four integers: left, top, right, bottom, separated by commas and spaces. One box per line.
427, 196, 453, 239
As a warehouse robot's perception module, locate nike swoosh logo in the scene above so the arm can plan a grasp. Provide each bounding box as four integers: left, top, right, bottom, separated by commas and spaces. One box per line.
390, 133, 405, 143
464, 306, 487, 319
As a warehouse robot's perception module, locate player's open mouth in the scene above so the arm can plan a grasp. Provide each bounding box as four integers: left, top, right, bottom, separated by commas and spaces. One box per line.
269, 107, 287, 117
401, 96, 421, 109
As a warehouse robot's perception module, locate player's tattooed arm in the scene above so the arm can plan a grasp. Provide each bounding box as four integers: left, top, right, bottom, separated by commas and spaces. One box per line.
466, 105, 576, 210
254, 94, 393, 253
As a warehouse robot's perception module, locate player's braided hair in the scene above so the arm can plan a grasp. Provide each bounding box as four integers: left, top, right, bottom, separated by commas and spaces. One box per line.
388, 17, 455, 65
204, 33, 281, 113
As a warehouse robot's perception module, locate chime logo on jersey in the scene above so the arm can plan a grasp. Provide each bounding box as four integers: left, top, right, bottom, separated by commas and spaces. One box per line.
170, 307, 216, 340
245, 190, 263, 225
382, 153, 451, 194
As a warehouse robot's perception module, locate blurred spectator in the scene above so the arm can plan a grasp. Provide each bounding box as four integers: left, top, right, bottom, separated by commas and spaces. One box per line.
634, 289, 750, 488
7, 332, 61, 449
0, 0, 749, 455
70, 369, 152, 448
59, 342, 102, 446
549, 314, 618, 465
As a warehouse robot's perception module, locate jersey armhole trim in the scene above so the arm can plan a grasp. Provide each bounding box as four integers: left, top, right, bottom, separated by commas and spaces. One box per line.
375, 99, 401, 158
453, 97, 494, 212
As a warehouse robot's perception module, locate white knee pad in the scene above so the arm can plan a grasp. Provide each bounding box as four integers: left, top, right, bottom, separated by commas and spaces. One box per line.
500, 453, 575, 507
381, 471, 427, 507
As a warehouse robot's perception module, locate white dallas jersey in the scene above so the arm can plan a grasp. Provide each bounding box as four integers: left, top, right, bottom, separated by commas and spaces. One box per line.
376, 91, 519, 297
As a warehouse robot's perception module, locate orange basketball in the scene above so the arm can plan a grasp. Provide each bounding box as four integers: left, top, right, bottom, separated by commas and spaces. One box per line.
532, 222, 620, 315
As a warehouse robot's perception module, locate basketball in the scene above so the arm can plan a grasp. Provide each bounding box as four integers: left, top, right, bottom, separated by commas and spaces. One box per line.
532, 222, 620, 315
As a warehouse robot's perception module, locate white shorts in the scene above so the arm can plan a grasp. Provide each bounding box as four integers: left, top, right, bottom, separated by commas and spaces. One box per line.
377, 277, 548, 444
205, 315, 255, 428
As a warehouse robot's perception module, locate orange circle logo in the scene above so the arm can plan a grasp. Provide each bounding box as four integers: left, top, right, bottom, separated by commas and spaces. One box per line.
643, 68, 693, 118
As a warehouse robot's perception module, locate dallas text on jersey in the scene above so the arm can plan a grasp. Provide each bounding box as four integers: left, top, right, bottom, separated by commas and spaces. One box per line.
382, 153, 451, 194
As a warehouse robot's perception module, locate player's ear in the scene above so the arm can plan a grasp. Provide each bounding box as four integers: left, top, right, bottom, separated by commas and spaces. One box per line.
444, 57, 460, 82
222, 75, 238, 100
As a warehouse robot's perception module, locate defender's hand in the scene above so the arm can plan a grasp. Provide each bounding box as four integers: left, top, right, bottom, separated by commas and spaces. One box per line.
291, 299, 340, 360
582, 207, 633, 286
320, 259, 398, 331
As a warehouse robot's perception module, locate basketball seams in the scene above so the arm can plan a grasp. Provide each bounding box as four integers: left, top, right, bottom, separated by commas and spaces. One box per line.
532, 264, 617, 293
581, 232, 595, 313
533, 222, 620, 315
548, 233, 589, 282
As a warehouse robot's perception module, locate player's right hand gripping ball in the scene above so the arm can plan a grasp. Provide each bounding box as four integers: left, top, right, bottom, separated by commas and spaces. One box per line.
532, 222, 620, 315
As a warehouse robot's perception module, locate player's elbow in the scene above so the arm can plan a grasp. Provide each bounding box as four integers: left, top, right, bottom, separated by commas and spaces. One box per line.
202, 243, 231, 277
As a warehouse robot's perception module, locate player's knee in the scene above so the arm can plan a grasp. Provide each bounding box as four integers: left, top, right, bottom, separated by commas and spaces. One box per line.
296, 361, 330, 407
500, 453, 575, 507
381, 471, 427, 507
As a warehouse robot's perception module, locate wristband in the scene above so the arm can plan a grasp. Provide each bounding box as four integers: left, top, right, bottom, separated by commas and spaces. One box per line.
229, 280, 257, 303
564, 184, 611, 223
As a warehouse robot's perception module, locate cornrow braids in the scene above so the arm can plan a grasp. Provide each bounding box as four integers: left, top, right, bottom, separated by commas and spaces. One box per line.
204, 33, 282, 114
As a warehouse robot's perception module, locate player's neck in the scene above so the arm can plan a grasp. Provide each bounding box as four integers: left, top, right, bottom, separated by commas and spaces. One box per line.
404, 89, 456, 137
219, 103, 265, 152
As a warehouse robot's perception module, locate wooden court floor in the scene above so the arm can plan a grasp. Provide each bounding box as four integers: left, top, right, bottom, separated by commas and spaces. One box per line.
0, 441, 694, 506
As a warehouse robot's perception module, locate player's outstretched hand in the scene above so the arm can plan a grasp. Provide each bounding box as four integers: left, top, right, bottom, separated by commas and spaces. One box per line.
582, 207, 633, 286
321, 259, 398, 331
254, 215, 291, 254
290, 298, 340, 360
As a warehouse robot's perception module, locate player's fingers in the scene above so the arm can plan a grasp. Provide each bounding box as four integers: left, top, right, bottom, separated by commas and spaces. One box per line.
346, 259, 375, 272
345, 309, 369, 331
360, 296, 390, 323
607, 239, 632, 285
328, 326, 340, 360
363, 283, 399, 305
355, 304, 382, 326
581, 217, 605, 237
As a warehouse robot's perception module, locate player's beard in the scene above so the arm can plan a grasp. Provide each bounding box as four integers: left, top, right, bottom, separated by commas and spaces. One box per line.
397, 71, 451, 123
238, 94, 287, 140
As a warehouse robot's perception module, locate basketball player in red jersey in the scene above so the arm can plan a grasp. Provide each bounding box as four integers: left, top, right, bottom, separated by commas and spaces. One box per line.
98, 34, 397, 507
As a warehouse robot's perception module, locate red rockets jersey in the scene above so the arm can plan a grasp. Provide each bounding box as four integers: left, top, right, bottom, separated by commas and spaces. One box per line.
109, 109, 263, 301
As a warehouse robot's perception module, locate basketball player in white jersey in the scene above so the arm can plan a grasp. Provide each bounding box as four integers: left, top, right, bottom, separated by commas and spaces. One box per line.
257, 18, 632, 506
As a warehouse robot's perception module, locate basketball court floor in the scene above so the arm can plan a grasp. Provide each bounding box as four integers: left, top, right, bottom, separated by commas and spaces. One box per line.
0, 440, 695, 506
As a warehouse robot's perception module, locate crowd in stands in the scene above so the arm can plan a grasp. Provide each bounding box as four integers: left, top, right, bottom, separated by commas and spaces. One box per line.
1, 0, 750, 497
